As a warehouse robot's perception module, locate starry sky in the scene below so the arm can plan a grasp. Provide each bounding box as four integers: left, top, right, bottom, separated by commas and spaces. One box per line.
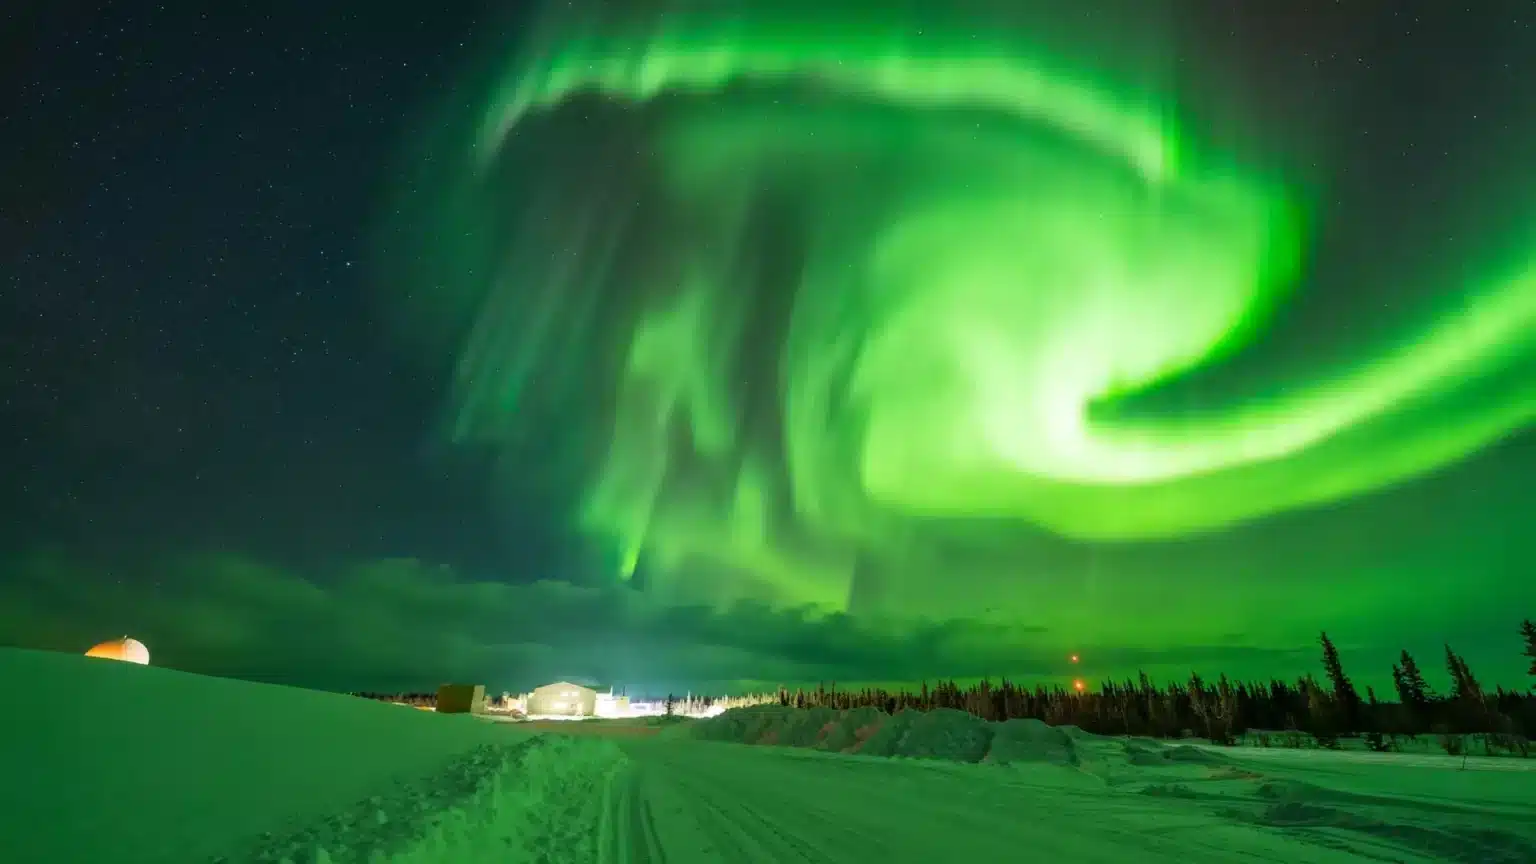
2, 1, 1533, 697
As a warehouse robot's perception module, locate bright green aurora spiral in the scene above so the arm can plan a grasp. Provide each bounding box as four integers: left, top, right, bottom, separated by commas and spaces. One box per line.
399, 5, 1536, 619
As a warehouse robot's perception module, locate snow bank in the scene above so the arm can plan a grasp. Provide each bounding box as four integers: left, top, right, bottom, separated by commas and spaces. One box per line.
0, 648, 626, 864
887, 708, 993, 761
231, 734, 627, 863
985, 717, 1081, 766
681, 705, 1068, 763
681, 705, 1244, 773
682, 705, 1008, 761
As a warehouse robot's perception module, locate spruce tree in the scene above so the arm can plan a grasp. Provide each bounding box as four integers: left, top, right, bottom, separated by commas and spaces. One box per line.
1187, 673, 1210, 738
1444, 645, 1463, 696
1522, 619, 1536, 679
1319, 632, 1361, 730
1214, 674, 1238, 743
1444, 645, 1487, 733
1303, 675, 1339, 746
1397, 650, 1433, 704
1443, 645, 1479, 702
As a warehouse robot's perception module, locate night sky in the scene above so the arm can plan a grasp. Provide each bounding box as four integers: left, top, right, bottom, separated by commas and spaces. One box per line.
3, 1, 1532, 697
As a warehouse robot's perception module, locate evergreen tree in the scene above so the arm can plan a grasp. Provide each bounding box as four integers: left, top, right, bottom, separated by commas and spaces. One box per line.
1444, 645, 1488, 732
1319, 632, 1361, 730
1187, 673, 1210, 738
1522, 619, 1536, 679
1303, 676, 1339, 746
1396, 650, 1433, 704
1214, 674, 1239, 743
1444, 645, 1483, 703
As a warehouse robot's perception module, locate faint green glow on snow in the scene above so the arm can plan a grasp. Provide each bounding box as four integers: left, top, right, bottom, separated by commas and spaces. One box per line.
408, 5, 1536, 613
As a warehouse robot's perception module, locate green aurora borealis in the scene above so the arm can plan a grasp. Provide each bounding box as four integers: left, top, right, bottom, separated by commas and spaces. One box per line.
372, 2, 1536, 688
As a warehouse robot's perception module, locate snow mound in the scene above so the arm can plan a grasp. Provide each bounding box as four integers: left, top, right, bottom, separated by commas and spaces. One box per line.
892, 708, 994, 762
985, 717, 1081, 766
684, 706, 1257, 777
1243, 778, 1536, 863
1124, 738, 1231, 766
684, 705, 1091, 765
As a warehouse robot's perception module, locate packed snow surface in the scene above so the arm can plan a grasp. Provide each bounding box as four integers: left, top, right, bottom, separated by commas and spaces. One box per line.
4, 650, 1534, 863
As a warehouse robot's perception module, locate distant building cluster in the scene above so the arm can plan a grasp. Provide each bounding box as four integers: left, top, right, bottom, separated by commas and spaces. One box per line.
349, 681, 762, 721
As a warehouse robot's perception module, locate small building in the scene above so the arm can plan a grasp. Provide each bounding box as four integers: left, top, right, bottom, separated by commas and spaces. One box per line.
526, 681, 598, 717
436, 683, 487, 715
595, 691, 630, 717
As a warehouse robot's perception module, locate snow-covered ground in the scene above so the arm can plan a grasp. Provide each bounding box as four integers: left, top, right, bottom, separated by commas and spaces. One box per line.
4, 648, 1533, 863
1227, 728, 1529, 761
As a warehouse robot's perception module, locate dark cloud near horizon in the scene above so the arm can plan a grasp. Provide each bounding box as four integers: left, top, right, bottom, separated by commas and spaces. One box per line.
0, 549, 1329, 696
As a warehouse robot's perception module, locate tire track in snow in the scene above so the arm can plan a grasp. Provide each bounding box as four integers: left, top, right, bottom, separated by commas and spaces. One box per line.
601, 757, 668, 864
604, 738, 1374, 863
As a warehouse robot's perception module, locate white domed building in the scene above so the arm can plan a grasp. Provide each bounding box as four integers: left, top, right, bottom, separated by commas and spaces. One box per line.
85, 636, 150, 665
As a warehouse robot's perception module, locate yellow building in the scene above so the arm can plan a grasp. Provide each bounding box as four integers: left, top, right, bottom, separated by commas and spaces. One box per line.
526, 681, 597, 716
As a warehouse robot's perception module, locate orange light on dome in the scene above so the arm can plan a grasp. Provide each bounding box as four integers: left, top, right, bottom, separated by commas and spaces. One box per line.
85, 636, 150, 665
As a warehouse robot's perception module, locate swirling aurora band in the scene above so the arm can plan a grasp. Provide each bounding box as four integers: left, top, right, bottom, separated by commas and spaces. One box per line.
407, 9, 1536, 613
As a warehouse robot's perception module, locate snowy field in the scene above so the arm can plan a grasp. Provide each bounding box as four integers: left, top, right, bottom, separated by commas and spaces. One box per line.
4, 649, 1533, 863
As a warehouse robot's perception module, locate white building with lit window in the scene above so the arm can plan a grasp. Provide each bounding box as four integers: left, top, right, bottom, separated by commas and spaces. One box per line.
526, 681, 598, 717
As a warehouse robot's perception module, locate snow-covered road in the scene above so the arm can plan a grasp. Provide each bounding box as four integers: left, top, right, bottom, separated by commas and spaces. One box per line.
600, 738, 1371, 863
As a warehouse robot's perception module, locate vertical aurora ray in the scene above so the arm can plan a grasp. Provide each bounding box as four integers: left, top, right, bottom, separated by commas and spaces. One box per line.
399, 3, 1536, 613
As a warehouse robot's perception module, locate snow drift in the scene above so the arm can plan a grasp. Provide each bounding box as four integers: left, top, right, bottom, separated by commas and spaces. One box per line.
682, 704, 1337, 783
0, 648, 625, 863
680, 704, 1122, 766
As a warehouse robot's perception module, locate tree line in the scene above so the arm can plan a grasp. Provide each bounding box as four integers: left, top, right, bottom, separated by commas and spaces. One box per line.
349, 690, 536, 710
344, 619, 1536, 756
755, 619, 1536, 756
350, 690, 441, 707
